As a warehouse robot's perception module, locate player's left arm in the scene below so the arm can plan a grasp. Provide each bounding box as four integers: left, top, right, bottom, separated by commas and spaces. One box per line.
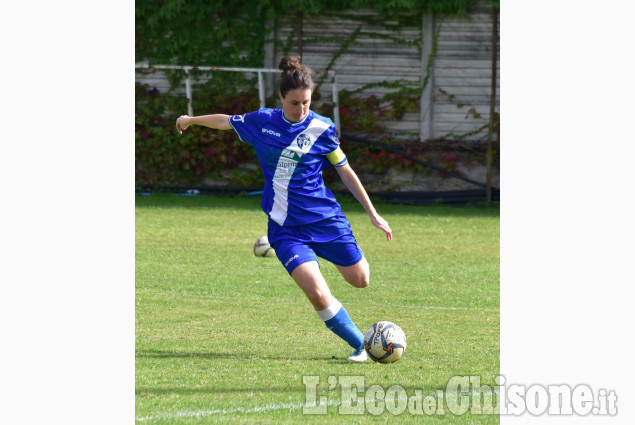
335, 163, 393, 241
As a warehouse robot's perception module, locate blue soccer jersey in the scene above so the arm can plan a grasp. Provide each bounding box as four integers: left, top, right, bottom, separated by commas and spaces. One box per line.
229, 108, 348, 226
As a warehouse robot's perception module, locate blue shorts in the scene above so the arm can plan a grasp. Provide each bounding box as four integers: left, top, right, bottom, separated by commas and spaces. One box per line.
268, 215, 365, 275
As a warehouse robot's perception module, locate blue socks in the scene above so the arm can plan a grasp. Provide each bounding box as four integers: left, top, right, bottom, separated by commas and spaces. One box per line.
316, 298, 364, 350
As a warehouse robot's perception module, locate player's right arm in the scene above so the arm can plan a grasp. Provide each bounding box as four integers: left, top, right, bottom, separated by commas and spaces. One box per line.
176, 114, 231, 134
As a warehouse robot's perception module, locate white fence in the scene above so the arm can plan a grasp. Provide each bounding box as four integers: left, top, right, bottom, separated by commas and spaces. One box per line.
135, 64, 341, 136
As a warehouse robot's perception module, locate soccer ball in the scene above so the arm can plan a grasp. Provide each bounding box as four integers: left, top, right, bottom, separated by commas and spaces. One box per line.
253, 235, 276, 258
364, 321, 407, 363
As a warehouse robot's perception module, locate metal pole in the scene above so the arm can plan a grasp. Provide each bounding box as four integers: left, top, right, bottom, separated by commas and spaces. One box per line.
486, 7, 498, 203
420, 13, 435, 141
258, 71, 265, 109
297, 11, 303, 60
184, 67, 193, 116
330, 72, 340, 137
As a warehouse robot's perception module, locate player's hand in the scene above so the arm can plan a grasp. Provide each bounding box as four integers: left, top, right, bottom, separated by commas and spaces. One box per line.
371, 213, 393, 241
176, 115, 190, 134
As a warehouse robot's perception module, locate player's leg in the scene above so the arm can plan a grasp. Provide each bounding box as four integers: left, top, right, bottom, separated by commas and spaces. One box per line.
312, 239, 370, 288
334, 256, 370, 288
290, 261, 367, 361
270, 219, 368, 361
289, 260, 332, 310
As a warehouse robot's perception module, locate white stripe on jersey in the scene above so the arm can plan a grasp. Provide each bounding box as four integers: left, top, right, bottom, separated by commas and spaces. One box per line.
269, 118, 331, 226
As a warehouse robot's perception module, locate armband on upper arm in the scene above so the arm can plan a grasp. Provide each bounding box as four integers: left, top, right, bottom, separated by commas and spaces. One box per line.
326, 147, 348, 167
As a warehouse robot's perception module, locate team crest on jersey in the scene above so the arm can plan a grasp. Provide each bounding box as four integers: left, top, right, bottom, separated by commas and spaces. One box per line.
296, 134, 311, 150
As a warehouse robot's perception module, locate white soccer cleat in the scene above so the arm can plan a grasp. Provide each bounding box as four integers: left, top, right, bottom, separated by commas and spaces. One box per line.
347, 346, 369, 362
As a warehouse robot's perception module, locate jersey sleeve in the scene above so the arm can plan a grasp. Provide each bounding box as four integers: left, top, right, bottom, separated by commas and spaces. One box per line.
228, 110, 261, 146
323, 128, 348, 167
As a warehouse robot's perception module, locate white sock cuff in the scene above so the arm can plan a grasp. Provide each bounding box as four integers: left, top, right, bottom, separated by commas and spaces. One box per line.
316, 297, 343, 322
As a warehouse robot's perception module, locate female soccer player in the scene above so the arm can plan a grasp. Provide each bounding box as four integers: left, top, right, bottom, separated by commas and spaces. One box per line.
175, 56, 392, 361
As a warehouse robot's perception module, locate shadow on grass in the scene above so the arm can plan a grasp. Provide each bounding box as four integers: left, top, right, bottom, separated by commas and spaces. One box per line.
135, 193, 262, 211
135, 349, 411, 368
136, 349, 453, 396
136, 381, 449, 397
136, 384, 309, 396
135, 383, 450, 396
135, 193, 499, 218
136, 349, 339, 362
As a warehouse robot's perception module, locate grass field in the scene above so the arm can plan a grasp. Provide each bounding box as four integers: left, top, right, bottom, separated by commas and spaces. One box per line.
135, 194, 500, 424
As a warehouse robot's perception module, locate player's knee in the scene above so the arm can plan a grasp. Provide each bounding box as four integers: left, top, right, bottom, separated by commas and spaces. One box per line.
354, 278, 369, 288
305, 286, 329, 305
359, 275, 370, 288
350, 274, 369, 288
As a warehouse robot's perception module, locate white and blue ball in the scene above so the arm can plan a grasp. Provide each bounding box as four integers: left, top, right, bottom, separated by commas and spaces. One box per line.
253, 235, 276, 258
364, 321, 407, 363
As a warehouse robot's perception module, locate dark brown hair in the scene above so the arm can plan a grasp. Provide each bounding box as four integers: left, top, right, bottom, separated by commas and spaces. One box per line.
278, 56, 314, 98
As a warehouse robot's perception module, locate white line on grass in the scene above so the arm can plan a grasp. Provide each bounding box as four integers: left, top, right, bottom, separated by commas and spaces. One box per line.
135, 399, 339, 422
135, 388, 498, 422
